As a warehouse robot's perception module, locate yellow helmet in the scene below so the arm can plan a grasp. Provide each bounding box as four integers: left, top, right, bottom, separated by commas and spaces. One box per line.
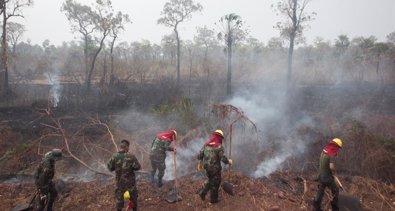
214, 129, 224, 137
332, 138, 343, 148
123, 190, 130, 199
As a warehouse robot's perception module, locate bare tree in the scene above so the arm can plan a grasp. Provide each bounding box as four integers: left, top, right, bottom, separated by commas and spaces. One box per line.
62, 0, 96, 86
108, 12, 130, 86
7, 22, 25, 76
216, 13, 247, 96
157, 0, 202, 86
0, 0, 32, 95
371, 42, 389, 81
63, 0, 128, 91
273, 0, 315, 89
194, 26, 217, 82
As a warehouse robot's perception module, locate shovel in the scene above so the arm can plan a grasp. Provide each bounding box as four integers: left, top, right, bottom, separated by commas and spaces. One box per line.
334, 176, 345, 192
221, 126, 235, 196
165, 137, 182, 203
334, 176, 363, 211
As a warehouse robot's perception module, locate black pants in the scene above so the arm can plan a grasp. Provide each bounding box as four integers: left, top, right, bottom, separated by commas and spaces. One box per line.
37, 183, 57, 211
200, 167, 221, 203
313, 179, 339, 211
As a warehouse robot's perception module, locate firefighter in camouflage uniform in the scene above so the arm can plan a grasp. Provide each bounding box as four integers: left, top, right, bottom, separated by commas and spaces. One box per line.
34, 148, 63, 211
107, 139, 141, 211
149, 130, 177, 187
197, 129, 232, 204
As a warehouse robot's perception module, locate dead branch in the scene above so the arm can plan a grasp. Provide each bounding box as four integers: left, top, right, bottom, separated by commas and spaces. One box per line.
58, 124, 112, 176
88, 118, 118, 151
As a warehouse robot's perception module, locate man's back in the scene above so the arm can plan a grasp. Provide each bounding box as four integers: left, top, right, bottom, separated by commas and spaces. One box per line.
318, 152, 336, 181
35, 158, 55, 187
108, 151, 141, 185
150, 138, 172, 160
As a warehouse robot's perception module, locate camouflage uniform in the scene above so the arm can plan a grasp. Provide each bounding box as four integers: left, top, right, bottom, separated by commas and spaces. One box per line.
197, 144, 229, 203
107, 151, 141, 211
149, 137, 174, 186
34, 157, 58, 211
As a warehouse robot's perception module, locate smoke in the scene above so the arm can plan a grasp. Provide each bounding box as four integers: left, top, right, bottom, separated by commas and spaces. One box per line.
225, 87, 316, 178
163, 137, 206, 180
45, 70, 61, 107
252, 137, 307, 178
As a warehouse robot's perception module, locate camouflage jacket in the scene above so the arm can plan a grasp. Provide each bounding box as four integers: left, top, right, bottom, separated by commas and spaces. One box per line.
149, 137, 174, 161
198, 145, 229, 171
107, 151, 141, 186
34, 157, 55, 188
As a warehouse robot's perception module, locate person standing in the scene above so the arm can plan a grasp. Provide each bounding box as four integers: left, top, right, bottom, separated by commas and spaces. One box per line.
313, 138, 343, 211
107, 139, 141, 211
149, 129, 177, 187
34, 148, 63, 211
197, 129, 232, 204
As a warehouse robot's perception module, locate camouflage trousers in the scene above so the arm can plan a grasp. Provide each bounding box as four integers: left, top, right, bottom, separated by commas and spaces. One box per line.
115, 185, 138, 211
150, 159, 166, 182
200, 166, 221, 203
36, 182, 57, 211
313, 179, 339, 211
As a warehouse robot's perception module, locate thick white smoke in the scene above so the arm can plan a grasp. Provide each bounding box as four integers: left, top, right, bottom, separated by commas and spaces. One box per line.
226, 88, 315, 178
163, 137, 206, 180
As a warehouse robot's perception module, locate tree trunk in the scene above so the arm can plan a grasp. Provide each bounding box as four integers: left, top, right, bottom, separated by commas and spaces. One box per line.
109, 35, 116, 86
175, 27, 180, 86
84, 36, 89, 82
100, 51, 107, 86
86, 35, 107, 91
287, 33, 295, 90
188, 48, 192, 97
1, 2, 8, 95
204, 46, 209, 83
227, 39, 232, 96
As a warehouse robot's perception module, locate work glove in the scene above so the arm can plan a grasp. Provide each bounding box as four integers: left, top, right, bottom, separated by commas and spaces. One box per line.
197, 160, 204, 171
228, 159, 233, 165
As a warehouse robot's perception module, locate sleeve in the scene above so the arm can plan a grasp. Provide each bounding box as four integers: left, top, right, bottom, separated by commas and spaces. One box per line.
329, 156, 336, 164
131, 155, 141, 171
34, 164, 42, 186
107, 155, 115, 172
165, 141, 174, 151
197, 146, 204, 160
219, 146, 229, 164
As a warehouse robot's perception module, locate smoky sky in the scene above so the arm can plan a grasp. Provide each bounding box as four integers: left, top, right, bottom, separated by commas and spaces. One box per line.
18, 0, 394, 46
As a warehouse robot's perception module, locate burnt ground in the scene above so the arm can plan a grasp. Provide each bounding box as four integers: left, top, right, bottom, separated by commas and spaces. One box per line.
1, 171, 394, 211
1, 84, 395, 211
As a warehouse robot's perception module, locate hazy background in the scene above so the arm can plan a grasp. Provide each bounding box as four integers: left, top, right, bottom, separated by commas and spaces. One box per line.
19, 0, 395, 45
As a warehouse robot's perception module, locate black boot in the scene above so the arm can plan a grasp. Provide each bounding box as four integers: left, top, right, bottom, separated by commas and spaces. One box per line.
312, 199, 322, 211
158, 177, 163, 187
210, 192, 219, 204
197, 187, 207, 201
